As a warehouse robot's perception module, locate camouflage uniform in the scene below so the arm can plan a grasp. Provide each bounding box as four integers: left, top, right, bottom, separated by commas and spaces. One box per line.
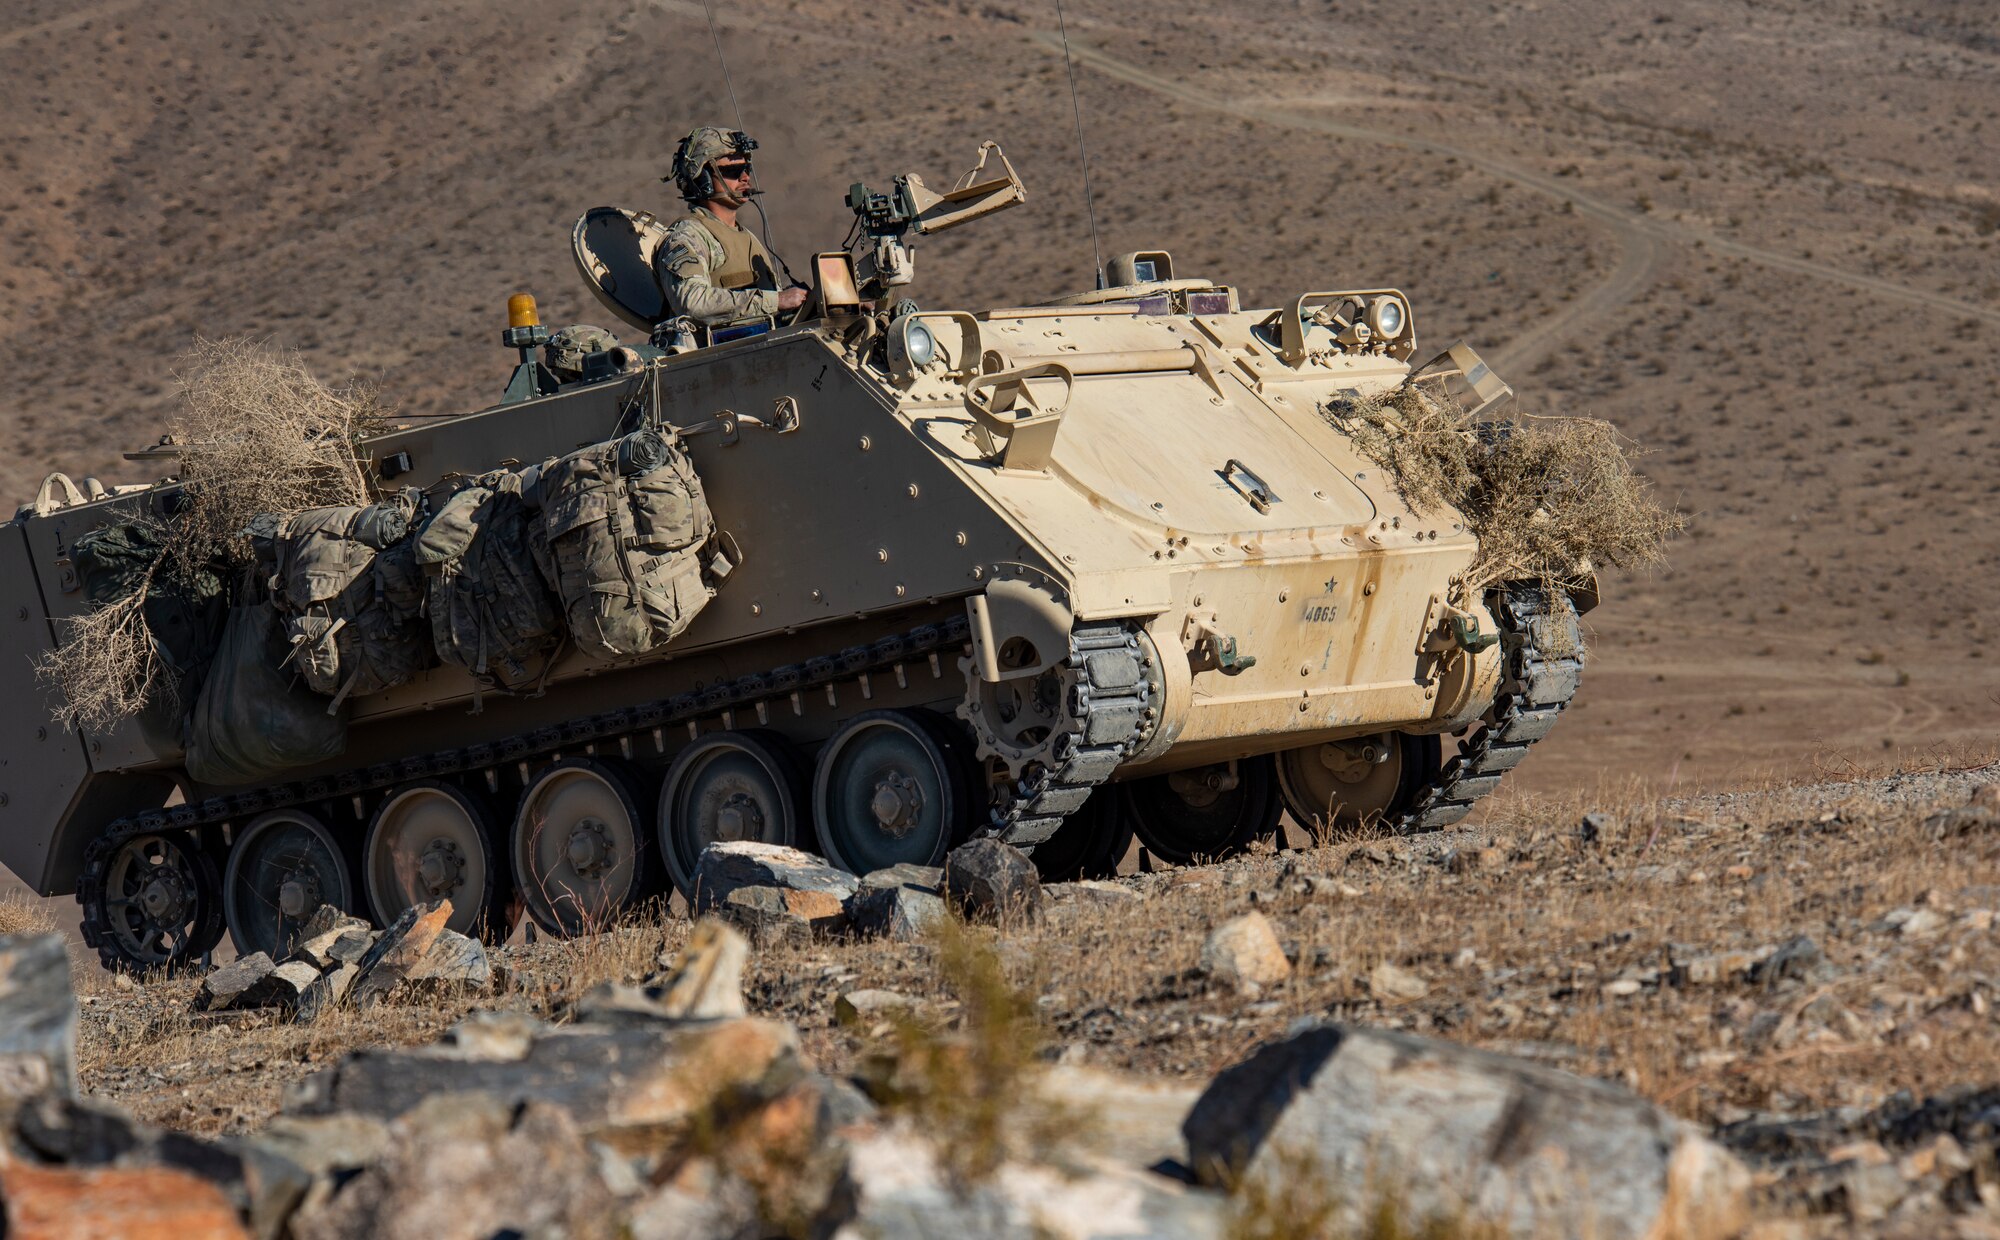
655, 208, 782, 328
656, 125, 784, 329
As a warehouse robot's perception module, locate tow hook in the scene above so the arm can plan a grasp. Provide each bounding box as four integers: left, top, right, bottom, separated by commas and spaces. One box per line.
1182, 610, 1259, 675
1449, 613, 1498, 653
1419, 596, 1499, 655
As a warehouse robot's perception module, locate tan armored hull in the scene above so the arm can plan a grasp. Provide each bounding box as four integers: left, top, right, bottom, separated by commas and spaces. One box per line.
2, 249, 1582, 973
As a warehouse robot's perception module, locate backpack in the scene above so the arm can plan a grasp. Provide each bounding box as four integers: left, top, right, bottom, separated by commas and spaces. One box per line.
533, 428, 714, 661
264, 490, 432, 705
415, 469, 564, 689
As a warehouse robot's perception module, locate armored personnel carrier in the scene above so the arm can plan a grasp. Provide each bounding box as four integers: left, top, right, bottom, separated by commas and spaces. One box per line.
0, 143, 1587, 972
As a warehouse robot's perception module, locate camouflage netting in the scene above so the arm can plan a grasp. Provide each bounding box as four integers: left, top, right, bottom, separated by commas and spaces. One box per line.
35, 339, 384, 734
1324, 383, 1682, 593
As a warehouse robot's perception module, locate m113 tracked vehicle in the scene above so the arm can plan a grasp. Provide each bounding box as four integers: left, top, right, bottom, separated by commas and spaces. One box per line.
0, 143, 1587, 972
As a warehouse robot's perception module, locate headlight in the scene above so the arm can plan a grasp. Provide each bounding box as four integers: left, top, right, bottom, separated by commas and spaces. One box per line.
904, 320, 937, 368
1367, 296, 1406, 339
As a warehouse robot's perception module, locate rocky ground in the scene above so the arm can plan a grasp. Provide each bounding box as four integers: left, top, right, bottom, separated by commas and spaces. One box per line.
0, 760, 1990, 1235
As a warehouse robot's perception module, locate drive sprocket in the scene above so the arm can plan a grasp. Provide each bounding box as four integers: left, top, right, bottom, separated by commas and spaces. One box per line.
954, 656, 1085, 781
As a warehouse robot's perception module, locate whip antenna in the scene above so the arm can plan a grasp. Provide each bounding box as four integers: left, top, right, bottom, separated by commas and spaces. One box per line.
702, 0, 745, 133
700, 0, 794, 281
1053, 0, 1105, 289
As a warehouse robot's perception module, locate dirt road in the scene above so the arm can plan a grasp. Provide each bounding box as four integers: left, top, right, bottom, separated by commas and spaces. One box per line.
1035, 33, 2000, 369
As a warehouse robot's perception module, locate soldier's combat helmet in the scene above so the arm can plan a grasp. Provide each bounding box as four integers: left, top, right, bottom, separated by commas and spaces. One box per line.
666, 126, 759, 206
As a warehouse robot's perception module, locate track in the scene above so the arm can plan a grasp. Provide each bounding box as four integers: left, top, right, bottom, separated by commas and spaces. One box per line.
1031, 34, 2000, 369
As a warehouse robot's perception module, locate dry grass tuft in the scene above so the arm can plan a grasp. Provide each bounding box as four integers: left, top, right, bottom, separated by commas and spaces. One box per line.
1327, 384, 1682, 591
33, 338, 384, 731
37, 577, 165, 733
0, 892, 60, 938
168, 336, 384, 559
865, 915, 1080, 1186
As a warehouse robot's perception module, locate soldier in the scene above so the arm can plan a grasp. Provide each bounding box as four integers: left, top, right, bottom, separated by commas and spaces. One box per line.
656, 127, 807, 333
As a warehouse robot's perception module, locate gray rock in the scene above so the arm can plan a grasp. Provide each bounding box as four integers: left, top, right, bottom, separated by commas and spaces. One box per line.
351, 900, 452, 1007
847, 878, 947, 942
1038, 1065, 1201, 1171
12, 1092, 149, 1164
581, 917, 748, 1024
856, 862, 945, 895
1751, 935, 1826, 988
626, 1158, 763, 1240
295, 903, 369, 946
287, 1095, 616, 1240
407, 929, 491, 992
1182, 1024, 1751, 1240
197, 951, 278, 1012
944, 838, 1042, 922
296, 963, 359, 1024
292, 907, 374, 968
1367, 960, 1430, 1003
835, 989, 917, 1027
250, 960, 325, 1011
0, 933, 76, 1100
694, 841, 858, 914
715, 885, 848, 944
287, 1017, 805, 1134
829, 1126, 1231, 1238
326, 929, 375, 965
1201, 911, 1292, 994
1045, 879, 1141, 909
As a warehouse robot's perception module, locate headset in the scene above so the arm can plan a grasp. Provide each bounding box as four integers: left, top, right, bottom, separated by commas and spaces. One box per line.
664, 130, 759, 206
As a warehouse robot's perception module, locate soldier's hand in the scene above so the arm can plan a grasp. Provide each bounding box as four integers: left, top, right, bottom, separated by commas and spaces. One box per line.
777, 286, 808, 311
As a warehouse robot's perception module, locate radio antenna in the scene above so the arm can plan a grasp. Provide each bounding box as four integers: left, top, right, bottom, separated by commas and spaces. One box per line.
700, 0, 796, 283
703, 0, 745, 132
1053, 0, 1105, 289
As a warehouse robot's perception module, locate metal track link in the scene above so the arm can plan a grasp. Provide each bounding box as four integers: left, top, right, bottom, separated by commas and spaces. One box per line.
1390, 584, 1584, 834
77, 615, 974, 972
985, 622, 1160, 850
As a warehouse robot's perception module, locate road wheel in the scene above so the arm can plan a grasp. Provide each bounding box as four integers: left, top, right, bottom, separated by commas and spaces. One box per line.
364, 779, 512, 942
77, 831, 225, 975
1276, 732, 1443, 839
813, 709, 974, 875
223, 809, 354, 959
658, 730, 807, 901
511, 757, 652, 936
1123, 753, 1282, 867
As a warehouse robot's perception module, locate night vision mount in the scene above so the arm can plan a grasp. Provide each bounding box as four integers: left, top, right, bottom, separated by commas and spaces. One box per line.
844, 141, 1026, 293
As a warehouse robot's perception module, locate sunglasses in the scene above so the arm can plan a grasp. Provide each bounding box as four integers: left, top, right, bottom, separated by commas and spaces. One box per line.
715, 162, 754, 181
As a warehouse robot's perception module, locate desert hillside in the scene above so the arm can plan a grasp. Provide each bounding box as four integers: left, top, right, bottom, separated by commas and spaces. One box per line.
4, 0, 1994, 793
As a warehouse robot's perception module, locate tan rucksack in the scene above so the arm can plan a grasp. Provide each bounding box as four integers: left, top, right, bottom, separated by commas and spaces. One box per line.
533, 428, 714, 661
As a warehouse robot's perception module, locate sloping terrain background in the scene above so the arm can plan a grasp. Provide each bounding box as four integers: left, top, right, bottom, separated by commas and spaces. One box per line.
2, 0, 1996, 805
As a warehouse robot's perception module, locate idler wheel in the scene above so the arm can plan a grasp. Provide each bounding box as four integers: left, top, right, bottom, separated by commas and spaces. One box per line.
364, 779, 512, 942
1024, 788, 1133, 883
1275, 732, 1442, 838
1122, 753, 1283, 867
511, 757, 653, 936
80, 832, 225, 975
223, 809, 354, 959
813, 709, 975, 874
658, 730, 807, 901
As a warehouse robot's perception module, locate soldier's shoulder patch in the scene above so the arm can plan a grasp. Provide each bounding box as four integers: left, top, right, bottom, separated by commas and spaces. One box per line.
659, 221, 713, 276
